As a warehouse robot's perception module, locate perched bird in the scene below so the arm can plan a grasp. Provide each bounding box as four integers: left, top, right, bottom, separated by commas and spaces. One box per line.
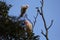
24, 19, 32, 37
18, 4, 29, 19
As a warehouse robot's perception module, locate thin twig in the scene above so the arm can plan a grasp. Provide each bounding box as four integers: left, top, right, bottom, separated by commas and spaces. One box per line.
33, 8, 39, 27
47, 20, 53, 30
41, 30, 46, 37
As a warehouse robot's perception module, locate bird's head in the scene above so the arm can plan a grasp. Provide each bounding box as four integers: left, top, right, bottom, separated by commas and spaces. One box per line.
21, 4, 29, 9
24, 20, 28, 25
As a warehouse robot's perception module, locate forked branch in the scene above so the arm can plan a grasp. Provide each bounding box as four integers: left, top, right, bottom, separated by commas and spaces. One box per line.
36, 0, 53, 40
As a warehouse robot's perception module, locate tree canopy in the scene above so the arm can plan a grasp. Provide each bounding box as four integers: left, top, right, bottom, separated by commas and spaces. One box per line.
0, 1, 39, 40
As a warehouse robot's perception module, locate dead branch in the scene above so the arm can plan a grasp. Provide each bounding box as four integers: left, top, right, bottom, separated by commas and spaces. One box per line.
33, 13, 38, 27
41, 30, 46, 37
33, 7, 39, 27
36, 0, 53, 40
47, 20, 53, 30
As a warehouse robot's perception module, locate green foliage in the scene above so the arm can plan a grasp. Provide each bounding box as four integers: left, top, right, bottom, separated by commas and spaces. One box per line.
0, 1, 11, 17
0, 1, 39, 40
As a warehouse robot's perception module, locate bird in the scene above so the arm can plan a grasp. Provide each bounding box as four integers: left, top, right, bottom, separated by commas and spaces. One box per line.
18, 4, 29, 19
24, 19, 32, 37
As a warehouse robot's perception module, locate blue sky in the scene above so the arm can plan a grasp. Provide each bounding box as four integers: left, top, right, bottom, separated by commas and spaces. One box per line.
1, 0, 60, 40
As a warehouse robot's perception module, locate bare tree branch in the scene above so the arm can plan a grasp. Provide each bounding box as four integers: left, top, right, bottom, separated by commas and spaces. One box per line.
36, 0, 53, 40
33, 13, 38, 27
47, 20, 53, 30
41, 30, 46, 37
33, 7, 39, 27
40, 0, 44, 7
40, 0, 49, 40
